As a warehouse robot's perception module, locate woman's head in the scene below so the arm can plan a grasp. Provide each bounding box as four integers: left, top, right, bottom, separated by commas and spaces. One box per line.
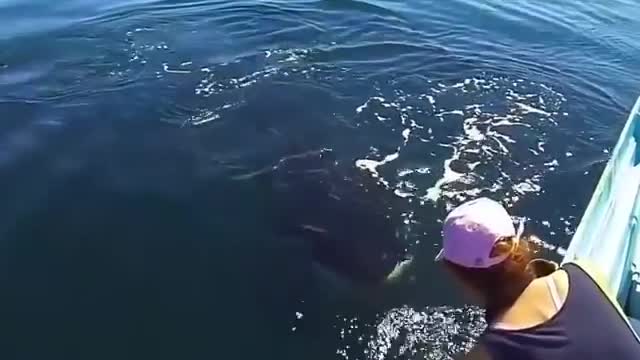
436, 198, 540, 311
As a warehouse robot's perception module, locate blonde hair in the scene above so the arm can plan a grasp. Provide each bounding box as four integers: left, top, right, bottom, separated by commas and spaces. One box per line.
444, 235, 542, 316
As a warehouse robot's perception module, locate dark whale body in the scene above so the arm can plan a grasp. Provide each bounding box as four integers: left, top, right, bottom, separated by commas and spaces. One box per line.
253, 149, 412, 285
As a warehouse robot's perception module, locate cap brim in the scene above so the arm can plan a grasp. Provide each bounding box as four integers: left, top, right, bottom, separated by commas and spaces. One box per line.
434, 249, 444, 262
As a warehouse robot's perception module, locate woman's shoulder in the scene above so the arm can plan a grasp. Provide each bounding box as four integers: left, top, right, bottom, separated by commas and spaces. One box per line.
491, 268, 569, 331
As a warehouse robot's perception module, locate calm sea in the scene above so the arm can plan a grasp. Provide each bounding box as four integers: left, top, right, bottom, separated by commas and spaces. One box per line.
1, 0, 639, 359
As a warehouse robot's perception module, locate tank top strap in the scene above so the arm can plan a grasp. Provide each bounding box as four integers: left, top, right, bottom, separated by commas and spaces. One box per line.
545, 275, 563, 311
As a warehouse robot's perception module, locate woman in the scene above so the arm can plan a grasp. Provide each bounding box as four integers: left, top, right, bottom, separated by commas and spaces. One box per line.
436, 197, 640, 359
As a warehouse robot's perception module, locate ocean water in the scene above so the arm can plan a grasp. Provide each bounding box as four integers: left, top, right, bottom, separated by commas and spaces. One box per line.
1, 0, 639, 359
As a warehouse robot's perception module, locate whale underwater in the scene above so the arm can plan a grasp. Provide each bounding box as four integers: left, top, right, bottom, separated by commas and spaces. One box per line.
243, 149, 414, 289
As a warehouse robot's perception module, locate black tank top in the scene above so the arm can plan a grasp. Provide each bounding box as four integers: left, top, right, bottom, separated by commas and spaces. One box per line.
482, 263, 640, 360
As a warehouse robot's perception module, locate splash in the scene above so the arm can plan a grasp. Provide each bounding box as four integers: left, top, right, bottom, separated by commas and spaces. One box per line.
352, 76, 569, 210
336, 305, 486, 360
355, 151, 400, 187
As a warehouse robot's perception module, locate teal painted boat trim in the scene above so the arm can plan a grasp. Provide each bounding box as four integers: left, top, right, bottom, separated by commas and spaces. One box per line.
563, 96, 640, 318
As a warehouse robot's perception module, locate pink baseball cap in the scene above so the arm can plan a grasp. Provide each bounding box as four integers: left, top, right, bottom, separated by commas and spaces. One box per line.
435, 198, 523, 268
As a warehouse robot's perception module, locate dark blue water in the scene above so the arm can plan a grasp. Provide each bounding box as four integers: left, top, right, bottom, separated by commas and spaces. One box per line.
1, 0, 639, 359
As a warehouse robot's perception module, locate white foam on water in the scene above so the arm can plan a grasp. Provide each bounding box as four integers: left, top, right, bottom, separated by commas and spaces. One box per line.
467, 162, 481, 170
465, 104, 484, 113
162, 63, 191, 74
187, 111, 220, 126
462, 117, 484, 141
402, 128, 411, 144
426, 95, 435, 104
488, 130, 516, 145
488, 135, 510, 154
492, 115, 531, 127
409, 119, 423, 129
356, 97, 387, 113
393, 180, 419, 199
355, 151, 400, 187
527, 233, 568, 257
350, 75, 568, 209
515, 102, 551, 116
394, 189, 414, 198
398, 169, 414, 177
435, 110, 464, 117
513, 179, 541, 195
537, 141, 546, 152
336, 305, 486, 360
424, 146, 463, 203
375, 113, 389, 122
194, 48, 316, 98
